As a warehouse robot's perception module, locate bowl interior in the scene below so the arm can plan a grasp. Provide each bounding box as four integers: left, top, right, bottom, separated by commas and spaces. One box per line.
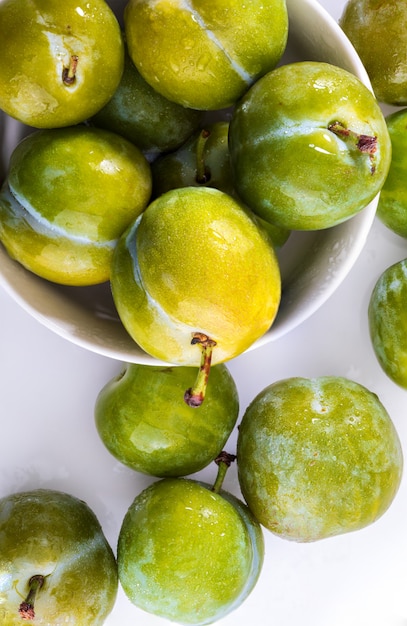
0, 0, 376, 364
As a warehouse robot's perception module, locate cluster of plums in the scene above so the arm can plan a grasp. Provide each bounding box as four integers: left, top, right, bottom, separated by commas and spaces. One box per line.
1, 0, 407, 624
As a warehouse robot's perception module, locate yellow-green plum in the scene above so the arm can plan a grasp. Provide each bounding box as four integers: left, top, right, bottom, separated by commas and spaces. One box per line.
152, 121, 290, 248
237, 376, 403, 542
0, 488, 118, 625
117, 456, 264, 625
368, 259, 407, 389
0, 125, 152, 286
123, 0, 288, 110
0, 0, 124, 128
340, 0, 407, 105
376, 109, 407, 237
229, 61, 392, 231
94, 362, 239, 477
110, 186, 281, 379
91, 47, 203, 160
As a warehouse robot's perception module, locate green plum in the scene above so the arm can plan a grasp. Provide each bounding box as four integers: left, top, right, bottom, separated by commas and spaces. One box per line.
0, 488, 118, 624
110, 187, 281, 385
94, 362, 239, 477
0, 0, 124, 128
228, 61, 392, 231
123, 0, 288, 110
117, 454, 264, 625
368, 258, 407, 388
237, 376, 403, 542
151, 121, 290, 248
376, 109, 407, 237
91, 47, 203, 160
0, 125, 152, 286
340, 0, 407, 106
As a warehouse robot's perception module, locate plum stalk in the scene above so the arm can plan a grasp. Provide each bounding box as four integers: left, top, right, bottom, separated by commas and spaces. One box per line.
212, 451, 237, 493
184, 332, 216, 407
328, 120, 378, 173
19, 574, 45, 620
195, 129, 211, 184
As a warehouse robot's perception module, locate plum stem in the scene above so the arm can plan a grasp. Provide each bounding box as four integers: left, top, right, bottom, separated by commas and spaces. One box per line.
184, 332, 216, 407
62, 55, 79, 86
212, 451, 237, 493
328, 120, 378, 173
195, 129, 211, 184
19, 574, 45, 620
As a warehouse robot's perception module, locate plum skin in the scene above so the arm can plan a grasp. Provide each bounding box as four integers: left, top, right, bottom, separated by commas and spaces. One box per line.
123, 0, 288, 110
110, 186, 281, 366
228, 61, 391, 231
94, 362, 239, 477
237, 376, 403, 542
117, 477, 264, 625
340, 0, 407, 106
0, 125, 152, 286
377, 109, 407, 237
369, 259, 407, 389
0, 488, 118, 625
0, 0, 124, 128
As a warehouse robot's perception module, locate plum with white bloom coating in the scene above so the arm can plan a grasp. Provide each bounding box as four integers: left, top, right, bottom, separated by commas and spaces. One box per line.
0, 488, 118, 625
0, 125, 152, 285
237, 376, 403, 542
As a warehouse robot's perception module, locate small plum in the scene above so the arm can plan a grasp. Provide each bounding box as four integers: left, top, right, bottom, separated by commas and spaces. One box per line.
0, 0, 124, 128
340, 0, 407, 106
228, 61, 392, 231
0, 488, 118, 624
368, 258, 407, 389
237, 376, 403, 542
117, 454, 264, 625
376, 108, 407, 237
123, 0, 288, 110
110, 186, 281, 394
94, 362, 239, 477
0, 125, 152, 286
91, 47, 203, 160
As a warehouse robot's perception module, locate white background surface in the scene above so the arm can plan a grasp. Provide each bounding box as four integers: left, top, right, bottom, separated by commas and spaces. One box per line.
1, 1, 407, 625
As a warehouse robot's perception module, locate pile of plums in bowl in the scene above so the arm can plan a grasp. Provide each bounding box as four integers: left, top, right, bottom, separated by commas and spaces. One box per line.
0, 0, 391, 372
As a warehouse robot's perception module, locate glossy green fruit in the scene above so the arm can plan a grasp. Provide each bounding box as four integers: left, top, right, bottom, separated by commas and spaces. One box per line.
151, 121, 290, 248
237, 376, 403, 542
229, 61, 392, 231
0, 488, 118, 625
117, 462, 264, 624
110, 186, 281, 369
368, 258, 407, 388
0, 0, 124, 128
124, 0, 288, 110
0, 125, 152, 286
376, 109, 407, 237
94, 362, 239, 477
91, 47, 202, 160
340, 0, 407, 106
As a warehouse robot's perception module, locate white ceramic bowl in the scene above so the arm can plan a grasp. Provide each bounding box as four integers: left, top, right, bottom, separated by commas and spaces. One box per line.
0, 0, 376, 364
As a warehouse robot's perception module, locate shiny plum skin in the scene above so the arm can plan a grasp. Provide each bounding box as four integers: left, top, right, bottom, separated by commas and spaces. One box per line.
117, 477, 264, 625
228, 61, 391, 231
94, 362, 239, 477
369, 258, 407, 389
124, 0, 288, 110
